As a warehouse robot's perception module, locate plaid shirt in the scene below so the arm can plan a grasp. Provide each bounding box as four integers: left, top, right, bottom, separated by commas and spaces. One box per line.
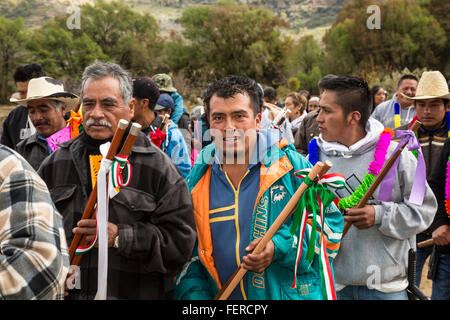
0, 145, 69, 299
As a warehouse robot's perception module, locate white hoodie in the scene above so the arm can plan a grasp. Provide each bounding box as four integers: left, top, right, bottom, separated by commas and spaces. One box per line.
317, 118, 437, 293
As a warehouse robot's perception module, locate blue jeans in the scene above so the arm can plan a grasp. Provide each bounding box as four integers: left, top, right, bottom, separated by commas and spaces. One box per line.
415, 233, 433, 287
337, 286, 408, 300
431, 252, 450, 300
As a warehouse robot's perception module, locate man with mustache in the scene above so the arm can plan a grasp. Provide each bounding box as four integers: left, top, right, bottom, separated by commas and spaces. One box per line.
371, 74, 418, 129
15, 76, 79, 171
38, 61, 196, 300
394, 71, 450, 299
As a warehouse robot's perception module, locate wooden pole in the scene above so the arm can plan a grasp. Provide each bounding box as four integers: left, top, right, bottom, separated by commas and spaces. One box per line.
68, 121, 143, 266
417, 238, 434, 248
214, 160, 333, 300
70, 122, 142, 267
342, 120, 422, 237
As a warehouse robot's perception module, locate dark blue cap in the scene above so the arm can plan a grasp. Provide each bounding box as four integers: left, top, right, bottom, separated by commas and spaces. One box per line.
154, 93, 175, 110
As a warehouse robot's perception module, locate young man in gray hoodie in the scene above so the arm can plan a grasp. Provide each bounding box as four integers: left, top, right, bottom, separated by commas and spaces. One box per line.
314, 75, 437, 300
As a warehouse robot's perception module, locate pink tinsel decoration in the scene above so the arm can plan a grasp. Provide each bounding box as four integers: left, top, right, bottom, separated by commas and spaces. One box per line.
445, 160, 450, 199
368, 131, 392, 175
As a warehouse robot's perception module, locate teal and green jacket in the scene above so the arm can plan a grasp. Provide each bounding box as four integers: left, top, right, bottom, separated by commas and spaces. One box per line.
174, 132, 343, 300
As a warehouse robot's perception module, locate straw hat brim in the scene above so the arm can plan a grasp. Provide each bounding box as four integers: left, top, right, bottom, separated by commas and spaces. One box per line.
11, 92, 80, 109
401, 92, 450, 101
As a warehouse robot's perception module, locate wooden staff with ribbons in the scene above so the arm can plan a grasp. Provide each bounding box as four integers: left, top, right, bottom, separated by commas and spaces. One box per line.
214, 160, 333, 300
342, 120, 422, 237
68, 120, 141, 266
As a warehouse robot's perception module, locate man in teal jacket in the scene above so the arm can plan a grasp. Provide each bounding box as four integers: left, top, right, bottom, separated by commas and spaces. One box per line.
174, 76, 343, 300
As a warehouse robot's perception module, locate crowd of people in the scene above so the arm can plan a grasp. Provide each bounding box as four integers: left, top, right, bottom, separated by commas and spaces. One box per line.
0, 61, 448, 300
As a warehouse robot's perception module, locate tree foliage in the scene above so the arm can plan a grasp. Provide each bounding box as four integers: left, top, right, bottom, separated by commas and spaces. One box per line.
0, 0, 448, 106
0, 17, 28, 103
79, 0, 163, 74
323, 0, 447, 77
26, 21, 107, 80
177, 4, 291, 85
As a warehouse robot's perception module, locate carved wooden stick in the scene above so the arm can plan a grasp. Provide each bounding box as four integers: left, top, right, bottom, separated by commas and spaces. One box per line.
70, 122, 142, 267
68, 121, 144, 266
214, 160, 332, 300
417, 238, 434, 248
342, 120, 422, 237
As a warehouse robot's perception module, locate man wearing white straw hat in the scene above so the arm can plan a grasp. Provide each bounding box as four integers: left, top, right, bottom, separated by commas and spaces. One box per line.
395, 70, 450, 300
15, 76, 79, 171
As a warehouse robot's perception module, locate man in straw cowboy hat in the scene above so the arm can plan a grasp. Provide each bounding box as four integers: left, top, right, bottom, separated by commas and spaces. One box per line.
15, 76, 79, 171
394, 70, 450, 299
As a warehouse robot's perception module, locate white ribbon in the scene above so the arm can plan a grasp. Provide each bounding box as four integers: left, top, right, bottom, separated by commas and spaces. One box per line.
94, 142, 113, 300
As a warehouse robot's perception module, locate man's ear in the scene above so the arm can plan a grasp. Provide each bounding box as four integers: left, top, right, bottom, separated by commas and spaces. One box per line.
128, 97, 136, 118
255, 110, 262, 131
348, 110, 362, 126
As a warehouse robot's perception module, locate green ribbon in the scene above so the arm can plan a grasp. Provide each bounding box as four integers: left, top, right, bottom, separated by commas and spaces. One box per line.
289, 177, 338, 261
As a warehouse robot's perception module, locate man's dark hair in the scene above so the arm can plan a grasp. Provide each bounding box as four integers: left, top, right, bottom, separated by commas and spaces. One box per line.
397, 74, 418, 88
318, 74, 338, 91
203, 76, 263, 117
263, 86, 277, 101
13, 64, 45, 83
298, 90, 311, 101
320, 75, 371, 128
132, 78, 160, 110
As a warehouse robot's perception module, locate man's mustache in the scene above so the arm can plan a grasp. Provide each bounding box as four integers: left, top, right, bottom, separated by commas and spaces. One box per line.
34, 121, 50, 126
85, 118, 112, 128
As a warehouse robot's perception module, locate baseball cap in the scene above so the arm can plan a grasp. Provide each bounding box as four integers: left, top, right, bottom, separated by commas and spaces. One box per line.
132, 77, 160, 109
155, 93, 175, 111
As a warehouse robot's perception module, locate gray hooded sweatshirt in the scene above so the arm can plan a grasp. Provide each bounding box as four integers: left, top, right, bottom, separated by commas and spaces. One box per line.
316, 118, 437, 292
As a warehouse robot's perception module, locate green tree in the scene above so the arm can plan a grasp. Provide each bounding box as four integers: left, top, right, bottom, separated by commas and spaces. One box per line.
287, 77, 300, 91
297, 66, 322, 95
176, 4, 290, 85
0, 17, 28, 103
288, 35, 322, 75
421, 0, 450, 76
79, 0, 163, 74
26, 21, 107, 80
322, 0, 447, 76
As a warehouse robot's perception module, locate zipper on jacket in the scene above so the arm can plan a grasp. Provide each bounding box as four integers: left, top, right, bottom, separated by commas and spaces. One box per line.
224, 169, 250, 300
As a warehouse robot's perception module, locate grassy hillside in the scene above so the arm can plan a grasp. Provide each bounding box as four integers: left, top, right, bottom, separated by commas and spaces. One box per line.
0, 0, 346, 41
